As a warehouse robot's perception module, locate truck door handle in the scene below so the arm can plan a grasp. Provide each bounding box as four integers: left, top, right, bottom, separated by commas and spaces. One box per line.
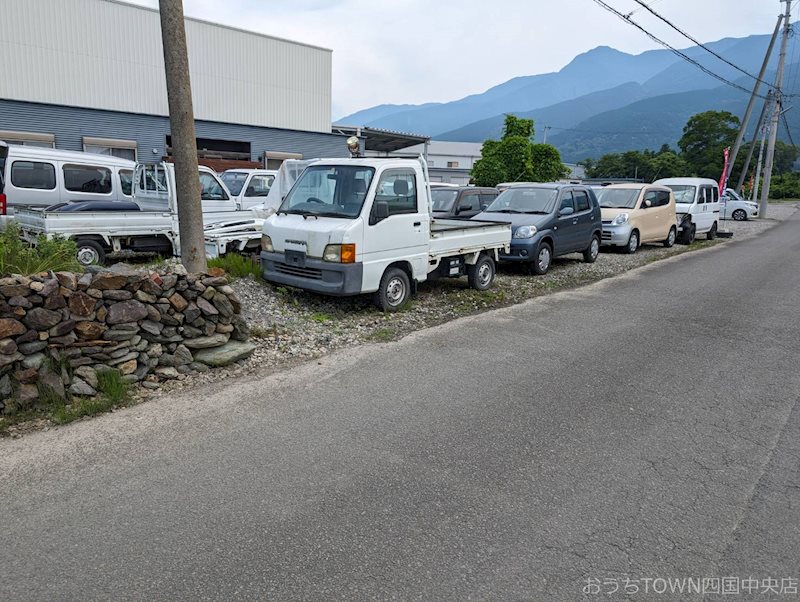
413, 221, 421, 227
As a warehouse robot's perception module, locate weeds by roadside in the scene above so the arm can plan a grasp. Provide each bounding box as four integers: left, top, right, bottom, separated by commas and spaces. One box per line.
208, 254, 261, 279
0, 222, 81, 276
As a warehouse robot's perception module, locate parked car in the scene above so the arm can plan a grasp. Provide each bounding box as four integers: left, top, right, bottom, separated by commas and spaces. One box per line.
220, 168, 277, 210
653, 177, 720, 244
261, 156, 511, 311
429, 182, 459, 189
431, 186, 499, 219
721, 188, 759, 221
0, 144, 135, 220
595, 183, 677, 253
473, 183, 602, 274
496, 181, 538, 192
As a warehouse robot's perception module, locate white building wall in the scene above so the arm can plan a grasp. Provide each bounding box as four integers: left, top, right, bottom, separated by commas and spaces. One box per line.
397, 141, 483, 169
0, 0, 332, 133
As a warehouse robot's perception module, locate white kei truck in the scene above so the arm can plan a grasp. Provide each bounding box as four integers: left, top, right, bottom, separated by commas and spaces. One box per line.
15, 162, 264, 266
260, 155, 512, 311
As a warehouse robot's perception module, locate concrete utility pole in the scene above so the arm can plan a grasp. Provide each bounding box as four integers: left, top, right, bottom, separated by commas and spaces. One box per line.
735, 90, 773, 193
725, 14, 783, 186
159, 0, 207, 273
753, 118, 770, 201
760, 0, 792, 219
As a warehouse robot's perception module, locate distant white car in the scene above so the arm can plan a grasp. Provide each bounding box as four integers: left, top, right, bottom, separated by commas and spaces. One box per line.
721, 188, 759, 221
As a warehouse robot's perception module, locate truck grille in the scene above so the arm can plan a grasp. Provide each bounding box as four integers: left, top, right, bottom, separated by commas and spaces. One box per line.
274, 262, 323, 280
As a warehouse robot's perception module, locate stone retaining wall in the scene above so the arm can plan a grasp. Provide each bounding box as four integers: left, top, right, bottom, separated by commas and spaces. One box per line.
0, 264, 255, 413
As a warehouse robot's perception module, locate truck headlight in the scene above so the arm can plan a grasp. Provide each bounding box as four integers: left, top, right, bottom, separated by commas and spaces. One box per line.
513, 225, 537, 239
261, 235, 273, 252
612, 213, 629, 225
323, 243, 356, 263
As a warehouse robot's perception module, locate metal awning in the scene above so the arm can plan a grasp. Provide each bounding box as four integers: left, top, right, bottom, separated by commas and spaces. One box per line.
332, 125, 429, 153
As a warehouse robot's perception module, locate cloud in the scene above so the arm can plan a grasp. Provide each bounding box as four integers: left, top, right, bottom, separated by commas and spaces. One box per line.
126, 0, 782, 119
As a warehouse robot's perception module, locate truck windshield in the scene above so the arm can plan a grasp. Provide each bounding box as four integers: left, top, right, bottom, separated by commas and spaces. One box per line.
485, 187, 558, 214
431, 188, 459, 212
221, 172, 248, 196
595, 188, 641, 209
280, 165, 375, 218
666, 185, 696, 204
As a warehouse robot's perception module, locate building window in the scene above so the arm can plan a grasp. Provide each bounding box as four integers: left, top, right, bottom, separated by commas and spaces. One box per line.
83, 137, 137, 161
0, 130, 54, 148
63, 164, 113, 194
11, 161, 56, 190
264, 150, 303, 170
447, 161, 459, 168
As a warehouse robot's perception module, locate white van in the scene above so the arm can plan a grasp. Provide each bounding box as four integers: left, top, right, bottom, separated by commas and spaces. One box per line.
0, 144, 136, 217
220, 168, 277, 210
653, 177, 720, 244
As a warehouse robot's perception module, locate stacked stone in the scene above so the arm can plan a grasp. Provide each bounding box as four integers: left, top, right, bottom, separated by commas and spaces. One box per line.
0, 264, 255, 413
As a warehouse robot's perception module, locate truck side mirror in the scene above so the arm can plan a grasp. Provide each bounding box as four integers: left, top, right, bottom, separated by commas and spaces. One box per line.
371, 201, 389, 225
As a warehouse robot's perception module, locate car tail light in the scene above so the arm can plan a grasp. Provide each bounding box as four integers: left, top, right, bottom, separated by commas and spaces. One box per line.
0, 193, 6, 215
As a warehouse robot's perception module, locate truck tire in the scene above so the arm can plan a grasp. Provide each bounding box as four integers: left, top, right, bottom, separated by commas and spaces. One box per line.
679, 224, 696, 245
75, 239, 106, 267
467, 254, 495, 291
706, 221, 718, 240
374, 267, 411, 312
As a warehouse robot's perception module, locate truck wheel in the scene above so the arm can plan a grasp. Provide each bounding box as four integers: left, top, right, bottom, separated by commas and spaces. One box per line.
583, 235, 600, 263
706, 222, 718, 240
75, 239, 106, 266
468, 255, 495, 290
663, 227, 676, 248
374, 267, 410, 312
531, 242, 552, 275
679, 224, 696, 245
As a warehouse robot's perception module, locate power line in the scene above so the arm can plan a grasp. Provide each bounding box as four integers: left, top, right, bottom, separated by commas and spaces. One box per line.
781, 110, 797, 147
591, 0, 769, 100
631, 0, 773, 87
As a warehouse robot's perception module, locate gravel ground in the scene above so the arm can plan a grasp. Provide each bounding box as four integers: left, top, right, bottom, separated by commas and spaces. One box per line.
147, 203, 797, 396
4, 204, 794, 429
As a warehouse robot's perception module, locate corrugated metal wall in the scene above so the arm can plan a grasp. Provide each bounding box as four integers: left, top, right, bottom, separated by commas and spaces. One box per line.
0, 0, 332, 133
0, 100, 350, 162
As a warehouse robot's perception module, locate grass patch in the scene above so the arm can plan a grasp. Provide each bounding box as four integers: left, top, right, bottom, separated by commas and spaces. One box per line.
51, 396, 119, 425
369, 327, 396, 342
311, 312, 333, 323
0, 221, 81, 276
96, 369, 130, 404
207, 254, 261, 280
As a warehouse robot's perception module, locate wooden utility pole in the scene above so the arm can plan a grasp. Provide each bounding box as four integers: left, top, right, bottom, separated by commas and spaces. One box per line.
760, 0, 792, 219
159, 0, 207, 273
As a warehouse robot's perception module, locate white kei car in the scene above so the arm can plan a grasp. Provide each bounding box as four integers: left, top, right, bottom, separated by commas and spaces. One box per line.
721, 188, 759, 221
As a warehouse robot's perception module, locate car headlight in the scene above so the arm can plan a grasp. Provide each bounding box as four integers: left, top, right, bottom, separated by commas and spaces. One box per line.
612, 213, 629, 225
513, 225, 537, 239
261, 235, 274, 252
323, 243, 356, 263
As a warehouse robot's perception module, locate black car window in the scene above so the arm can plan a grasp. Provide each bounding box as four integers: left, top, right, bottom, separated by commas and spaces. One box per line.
711, 187, 719, 203
375, 169, 417, 216
559, 191, 574, 213
574, 190, 590, 212
698, 187, 708, 204
11, 161, 56, 190
643, 189, 658, 208
656, 190, 671, 206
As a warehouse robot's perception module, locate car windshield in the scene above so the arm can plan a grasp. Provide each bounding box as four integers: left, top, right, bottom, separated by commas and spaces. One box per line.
431, 189, 459, 212
666, 185, 696, 204
485, 187, 558, 214
595, 188, 641, 209
279, 165, 375, 218
221, 172, 248, 196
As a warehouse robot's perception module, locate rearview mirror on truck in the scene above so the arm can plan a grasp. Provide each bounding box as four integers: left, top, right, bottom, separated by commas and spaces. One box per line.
371, 201, 389, 225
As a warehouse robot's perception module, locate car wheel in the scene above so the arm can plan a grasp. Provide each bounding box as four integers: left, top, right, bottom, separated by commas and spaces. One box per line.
732, 209, 747, 221
531, 242, 552, 275
583, 235, 600, 263
374, 267, 410, 312
624, 230, 639, 254
75, 239, 106, 267
707, 221, 718, 240
663, 226, 677, 248
467, 254, 496, 291
680, 224, 696, 245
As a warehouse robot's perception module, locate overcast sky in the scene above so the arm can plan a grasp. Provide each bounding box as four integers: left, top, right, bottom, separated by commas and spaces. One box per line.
130, 0, 782, 119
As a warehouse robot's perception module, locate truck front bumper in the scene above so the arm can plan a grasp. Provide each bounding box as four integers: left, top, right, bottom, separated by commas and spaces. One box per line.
261, 251, 364, 296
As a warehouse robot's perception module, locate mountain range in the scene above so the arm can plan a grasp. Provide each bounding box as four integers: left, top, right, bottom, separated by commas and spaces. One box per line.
336, 29, 798, 162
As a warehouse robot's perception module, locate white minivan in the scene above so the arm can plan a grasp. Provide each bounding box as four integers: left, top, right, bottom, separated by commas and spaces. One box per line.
220, 168, 277, 210
0, 144, 135, 218
654, 177, 721, 244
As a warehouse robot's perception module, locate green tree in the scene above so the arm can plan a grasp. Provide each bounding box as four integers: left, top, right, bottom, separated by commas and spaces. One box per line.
651, 151, 689, 179
471, 115, 567, 186
678, 111, 739, 179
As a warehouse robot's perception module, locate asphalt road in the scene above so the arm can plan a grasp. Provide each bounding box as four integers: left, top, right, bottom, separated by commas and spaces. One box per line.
2, 214, 800, 601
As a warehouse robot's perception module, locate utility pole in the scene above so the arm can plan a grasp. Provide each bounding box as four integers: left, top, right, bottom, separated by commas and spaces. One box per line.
542, 126, 552, 144
760, 0, 792, 219
735, 90, 772, 193
725, 14, 783, 186
753, 117, 770, 201
159, 0, 207, 273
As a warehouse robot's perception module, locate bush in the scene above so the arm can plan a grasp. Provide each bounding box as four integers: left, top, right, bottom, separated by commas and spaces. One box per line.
0, 222, 81, 276
207, 253, 261, 280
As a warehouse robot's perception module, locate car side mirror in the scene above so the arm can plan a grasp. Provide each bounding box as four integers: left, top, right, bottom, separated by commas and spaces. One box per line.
558, 207, 574, 217
643, 200, 652, 208
371, 201, 389, 225
480, 204, 488, 211
457, 202, 472, 213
